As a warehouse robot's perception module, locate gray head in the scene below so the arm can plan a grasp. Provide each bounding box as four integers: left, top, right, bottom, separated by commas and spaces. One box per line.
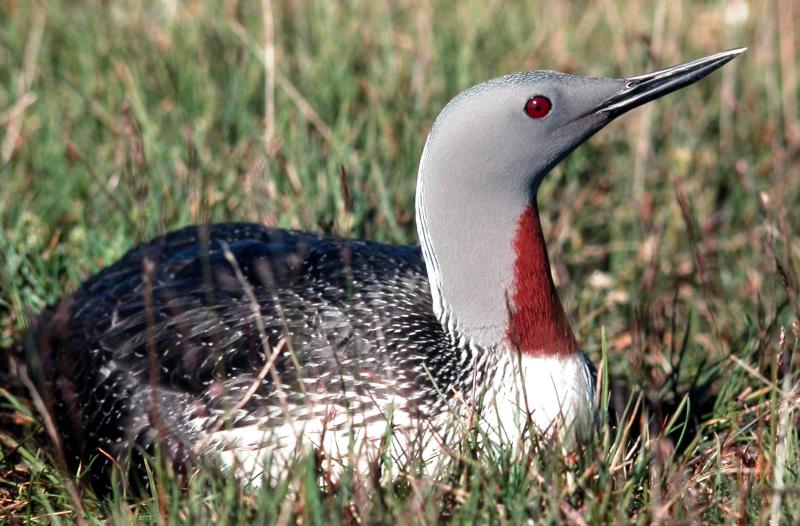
416, 48, 745, 353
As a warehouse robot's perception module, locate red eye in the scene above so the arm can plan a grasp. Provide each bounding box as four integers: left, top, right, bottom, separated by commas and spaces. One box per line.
524, 96, 552, 119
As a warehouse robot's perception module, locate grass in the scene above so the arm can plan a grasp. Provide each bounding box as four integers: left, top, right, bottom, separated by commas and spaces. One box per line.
1, 0, 799, 523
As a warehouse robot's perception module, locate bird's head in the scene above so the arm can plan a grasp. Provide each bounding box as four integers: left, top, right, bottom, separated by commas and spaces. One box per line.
421, 48, 746, 203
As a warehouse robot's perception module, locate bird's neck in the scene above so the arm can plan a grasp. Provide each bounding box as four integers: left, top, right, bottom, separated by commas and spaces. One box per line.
415, 114, 577, 356
417, 170, 577, 357
508, 201, 578, 357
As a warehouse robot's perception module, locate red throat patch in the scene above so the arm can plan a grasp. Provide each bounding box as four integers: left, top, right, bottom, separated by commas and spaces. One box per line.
508, 202, 578, 357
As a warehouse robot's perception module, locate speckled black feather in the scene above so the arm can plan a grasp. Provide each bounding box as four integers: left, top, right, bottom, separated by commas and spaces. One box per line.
31, 223, 478, 486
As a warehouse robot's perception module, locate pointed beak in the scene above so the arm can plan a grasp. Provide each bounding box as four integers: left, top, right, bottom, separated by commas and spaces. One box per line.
592, 47, 746, 116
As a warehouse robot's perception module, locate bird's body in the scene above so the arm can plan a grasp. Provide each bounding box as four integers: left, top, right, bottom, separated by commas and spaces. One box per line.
27, 49, 744, 487
45, 223, 471, 479
37, 222, 593, 483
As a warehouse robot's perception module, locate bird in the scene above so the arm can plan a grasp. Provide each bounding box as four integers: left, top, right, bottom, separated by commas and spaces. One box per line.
26, 48, 745, 488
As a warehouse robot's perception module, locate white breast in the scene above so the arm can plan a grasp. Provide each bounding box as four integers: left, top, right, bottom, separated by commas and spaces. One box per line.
480, 350, 596, 446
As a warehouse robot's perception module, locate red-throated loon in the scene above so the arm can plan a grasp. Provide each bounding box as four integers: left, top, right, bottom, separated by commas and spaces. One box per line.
27, 48, 744, 487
